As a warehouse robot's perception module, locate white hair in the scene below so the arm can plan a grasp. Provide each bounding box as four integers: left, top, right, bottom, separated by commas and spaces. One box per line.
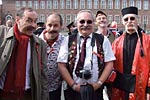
75, 10, 95, 23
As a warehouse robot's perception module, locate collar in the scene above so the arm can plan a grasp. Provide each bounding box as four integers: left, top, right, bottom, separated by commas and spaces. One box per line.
78, 32, 92, 38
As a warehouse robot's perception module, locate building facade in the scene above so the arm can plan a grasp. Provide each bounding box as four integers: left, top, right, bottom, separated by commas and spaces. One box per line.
1, 0, 150, 33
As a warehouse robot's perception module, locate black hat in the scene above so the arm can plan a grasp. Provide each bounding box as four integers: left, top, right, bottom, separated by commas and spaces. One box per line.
66, 22, 74, 28
96, 10, 107, 17
37, 22, 44, 27
121, 7, 138, 16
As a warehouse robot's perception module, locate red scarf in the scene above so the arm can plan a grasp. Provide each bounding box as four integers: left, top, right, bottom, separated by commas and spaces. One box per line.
43, 30, 58, 47
3, 23, 30, 99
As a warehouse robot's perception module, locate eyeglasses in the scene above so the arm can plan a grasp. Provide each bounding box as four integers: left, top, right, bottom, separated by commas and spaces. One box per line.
124, 17, 135, 22
79, 20, 93, 24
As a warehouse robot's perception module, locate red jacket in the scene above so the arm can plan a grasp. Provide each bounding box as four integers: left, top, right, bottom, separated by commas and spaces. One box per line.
111, 33, 150, 100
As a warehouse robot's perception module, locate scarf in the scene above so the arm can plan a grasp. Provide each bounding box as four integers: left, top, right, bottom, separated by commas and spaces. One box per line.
3, 23, 30, 99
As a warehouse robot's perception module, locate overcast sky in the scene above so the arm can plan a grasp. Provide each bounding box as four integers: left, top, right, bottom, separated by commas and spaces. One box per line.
0, 0, 2, 5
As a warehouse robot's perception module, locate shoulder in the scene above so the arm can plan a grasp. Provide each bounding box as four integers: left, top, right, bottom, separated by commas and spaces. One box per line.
32, 34, 47, 47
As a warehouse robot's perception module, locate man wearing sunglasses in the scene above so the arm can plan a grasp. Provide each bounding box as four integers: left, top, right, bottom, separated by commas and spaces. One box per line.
111, 6, 150, 100
57, 10, 115, 100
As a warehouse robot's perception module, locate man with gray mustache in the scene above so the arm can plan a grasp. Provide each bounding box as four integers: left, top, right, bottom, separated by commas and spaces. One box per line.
111, 6, 150, 100
57, 10, 115, 100
39, 13, 64, 100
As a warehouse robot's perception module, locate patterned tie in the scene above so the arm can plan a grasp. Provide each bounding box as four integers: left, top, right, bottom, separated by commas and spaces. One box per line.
75, 36, 89, 77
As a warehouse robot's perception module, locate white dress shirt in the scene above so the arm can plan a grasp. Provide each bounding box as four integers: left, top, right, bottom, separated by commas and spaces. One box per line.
57, 32, 116, 84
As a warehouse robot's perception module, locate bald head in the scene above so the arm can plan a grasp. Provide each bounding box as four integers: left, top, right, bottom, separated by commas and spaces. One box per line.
47, 13, 63, 26
45, 13, 63, 41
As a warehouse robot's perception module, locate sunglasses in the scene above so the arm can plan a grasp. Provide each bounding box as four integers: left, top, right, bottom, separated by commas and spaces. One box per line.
124, 17, 135, 22
79, 20, 93, 24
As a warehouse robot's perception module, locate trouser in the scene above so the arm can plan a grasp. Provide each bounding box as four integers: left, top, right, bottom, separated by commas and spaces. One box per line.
64, 86, 104, 100
49, 86, 61, 100
0, 89, 32, 100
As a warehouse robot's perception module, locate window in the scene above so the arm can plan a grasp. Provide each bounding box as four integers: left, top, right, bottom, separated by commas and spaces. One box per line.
34, 1, 39, 9
40, 1, 45, 9
143, 0, 148, 10
115, 0, 120, 9
101, 0, 106, 9
87, 0, 92, 9
66, 14, 72, 25
60, 0, 64, 9
80, 0, 85, 9
73, 0, 78, 9
28, 1, 32, 8
93, 0, 99, 9
47, 1, 52, 9
66, 0, 71, 9
39, 14, 45, 22
136, 0, 141, 10
53, 0, 58, 9
72, 14, 77, 22
108, 15, 113, 23
122, 0, 127, 9
22, 1, 26, 7
108, 0, 113, 9
143, 15, 148, 25
16, 1, 20, 9
129, 0, 134, 7
138, 15, 141, 24
114, 15, 120, 24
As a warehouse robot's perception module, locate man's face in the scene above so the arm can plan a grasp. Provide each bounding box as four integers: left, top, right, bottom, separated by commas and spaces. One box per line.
45, 14, 62, 41
16, 10, 37, 36
76, 12, 94, 36
95, 14, 108, 28
6, 20, 13, 27
122, 14, 138, 34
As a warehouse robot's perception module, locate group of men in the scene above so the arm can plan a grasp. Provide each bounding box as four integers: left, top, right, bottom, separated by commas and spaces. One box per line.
0, 6, 150, 100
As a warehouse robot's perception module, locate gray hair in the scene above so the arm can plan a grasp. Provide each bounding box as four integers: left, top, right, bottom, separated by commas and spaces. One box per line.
75, 10, 95, 23
16, 7, 34, 17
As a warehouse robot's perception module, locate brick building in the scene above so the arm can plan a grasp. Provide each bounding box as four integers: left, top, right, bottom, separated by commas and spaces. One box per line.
1, 0, 150, 33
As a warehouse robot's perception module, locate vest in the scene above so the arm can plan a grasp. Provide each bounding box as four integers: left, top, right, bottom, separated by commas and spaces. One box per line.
67, 30, 104, 78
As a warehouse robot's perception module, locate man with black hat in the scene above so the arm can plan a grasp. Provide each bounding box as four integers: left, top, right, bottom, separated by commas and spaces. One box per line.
111, 6, 150, 100
33, 22, 45, 36
95, 10, 116, 100
95, 10, 116, 44
66, 21, 76, 35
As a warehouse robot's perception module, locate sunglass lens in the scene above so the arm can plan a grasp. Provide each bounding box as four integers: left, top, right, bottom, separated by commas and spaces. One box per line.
124, 18, 128, 21
130, 17, 135, 21
87, 20, 92, 24
80, 20, 85, 24
124, 17, 135, 22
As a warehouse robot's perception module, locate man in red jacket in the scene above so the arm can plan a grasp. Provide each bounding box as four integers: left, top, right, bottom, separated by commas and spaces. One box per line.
111, 6, 150, 100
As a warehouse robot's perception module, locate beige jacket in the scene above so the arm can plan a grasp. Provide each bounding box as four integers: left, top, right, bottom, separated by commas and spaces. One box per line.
0, 27, 49, 100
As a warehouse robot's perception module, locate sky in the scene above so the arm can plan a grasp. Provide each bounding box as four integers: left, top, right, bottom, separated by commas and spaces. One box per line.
0, 0, 2, 5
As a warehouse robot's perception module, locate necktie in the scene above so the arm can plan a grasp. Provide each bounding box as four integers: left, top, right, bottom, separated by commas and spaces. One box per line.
75, 36, 89, 77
